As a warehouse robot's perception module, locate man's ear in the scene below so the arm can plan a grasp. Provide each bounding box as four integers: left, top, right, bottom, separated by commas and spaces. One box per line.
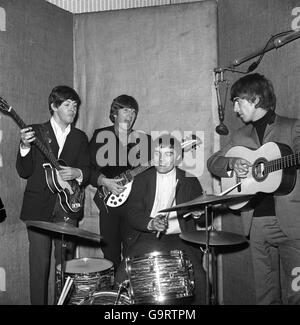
253, 96, 260, 108
51, 103, 57, 112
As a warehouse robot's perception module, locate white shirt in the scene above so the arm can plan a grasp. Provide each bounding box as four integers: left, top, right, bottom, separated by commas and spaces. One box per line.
50, 117, 71, 158
150, 168, 181, 235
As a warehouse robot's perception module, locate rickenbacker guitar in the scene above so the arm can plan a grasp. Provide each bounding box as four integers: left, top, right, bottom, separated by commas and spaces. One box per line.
221, 141, 298, 210
98, 135, 202, 208
0, 97, 84, 213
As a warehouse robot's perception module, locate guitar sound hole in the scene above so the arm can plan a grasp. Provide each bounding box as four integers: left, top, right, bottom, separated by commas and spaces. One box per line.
252, 158, 268, 182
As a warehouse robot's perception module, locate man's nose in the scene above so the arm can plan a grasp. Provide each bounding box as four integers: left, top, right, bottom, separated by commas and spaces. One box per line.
233, 102, 239, 113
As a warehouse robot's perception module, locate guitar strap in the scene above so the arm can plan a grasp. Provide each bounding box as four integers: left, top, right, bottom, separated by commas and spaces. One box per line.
38, 123, 57, 163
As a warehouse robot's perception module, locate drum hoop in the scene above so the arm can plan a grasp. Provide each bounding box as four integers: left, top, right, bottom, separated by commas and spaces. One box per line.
125, 249, 186, 261
79, 291, 132, 305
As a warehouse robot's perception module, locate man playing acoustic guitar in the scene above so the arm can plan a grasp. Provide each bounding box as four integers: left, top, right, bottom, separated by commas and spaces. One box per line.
207, 73, 300, 304
16, 85, 90, 305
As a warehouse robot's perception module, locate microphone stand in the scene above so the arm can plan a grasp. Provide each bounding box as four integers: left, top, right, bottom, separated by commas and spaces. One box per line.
214, 69, 230, 136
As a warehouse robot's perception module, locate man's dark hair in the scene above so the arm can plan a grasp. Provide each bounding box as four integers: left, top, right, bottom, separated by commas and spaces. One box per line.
152, 132, 182, 163
109, 94, 139, 123
230, 73, 276, 111
48, 85, 81, 115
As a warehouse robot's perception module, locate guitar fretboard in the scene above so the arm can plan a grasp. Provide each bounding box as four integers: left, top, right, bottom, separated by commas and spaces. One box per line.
265, 152, 300, 173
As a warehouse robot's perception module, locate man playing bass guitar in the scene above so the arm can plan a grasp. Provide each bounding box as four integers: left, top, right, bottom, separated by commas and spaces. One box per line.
16, 85, 90, 305
207, 73, 300, 305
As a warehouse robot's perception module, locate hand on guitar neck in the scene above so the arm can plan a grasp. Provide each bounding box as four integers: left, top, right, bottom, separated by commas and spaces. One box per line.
20, 126, 36, 149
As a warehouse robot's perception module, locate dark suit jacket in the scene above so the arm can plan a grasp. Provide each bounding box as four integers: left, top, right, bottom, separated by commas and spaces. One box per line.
207, 114, 300, 238
16, 121, 90, 221
124, 167, 203, 253
88, 125, 152, 209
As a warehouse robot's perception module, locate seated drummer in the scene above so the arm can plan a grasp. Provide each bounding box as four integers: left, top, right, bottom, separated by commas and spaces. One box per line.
115, 132, 206, 305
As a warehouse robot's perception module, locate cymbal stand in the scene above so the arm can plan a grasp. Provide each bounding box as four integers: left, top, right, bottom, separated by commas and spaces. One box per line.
58, 233, 67, 303
201, 204, 218, 305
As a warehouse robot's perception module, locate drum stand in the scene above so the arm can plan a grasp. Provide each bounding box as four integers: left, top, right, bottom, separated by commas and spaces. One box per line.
60, 233, 67, 294
56, 233, 68, 304
202, 204, 218, 305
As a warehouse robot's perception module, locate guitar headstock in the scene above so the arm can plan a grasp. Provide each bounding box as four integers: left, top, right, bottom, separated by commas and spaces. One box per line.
181, 134, 202, 152
0, 97, 11, 114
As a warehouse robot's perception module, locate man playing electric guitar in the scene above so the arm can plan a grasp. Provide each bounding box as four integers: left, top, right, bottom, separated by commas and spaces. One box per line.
16, 86, 90, 305
207, 73, 300, 305
89, 94, 152, 269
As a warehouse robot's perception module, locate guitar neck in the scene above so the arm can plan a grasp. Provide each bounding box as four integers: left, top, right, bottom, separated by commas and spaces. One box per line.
9, 107, 61, 170
120, 139, 198, 182
266, 152, 300, 173
130, 161, 153, 177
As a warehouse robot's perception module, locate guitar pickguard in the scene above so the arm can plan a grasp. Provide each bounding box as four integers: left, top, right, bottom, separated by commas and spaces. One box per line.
105, 182, 133, 207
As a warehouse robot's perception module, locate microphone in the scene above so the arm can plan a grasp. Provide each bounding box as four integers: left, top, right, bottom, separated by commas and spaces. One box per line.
215, 105, 229, 135
231, 29, 300, 67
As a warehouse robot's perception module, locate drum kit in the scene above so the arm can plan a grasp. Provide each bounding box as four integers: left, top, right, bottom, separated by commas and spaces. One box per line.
26, 193, 252, 305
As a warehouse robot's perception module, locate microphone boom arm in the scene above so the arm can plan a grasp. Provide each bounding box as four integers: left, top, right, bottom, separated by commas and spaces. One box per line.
231, 29, 300, 67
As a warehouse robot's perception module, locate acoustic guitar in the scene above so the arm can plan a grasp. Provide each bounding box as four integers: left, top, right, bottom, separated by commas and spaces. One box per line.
221, 141, 298, 210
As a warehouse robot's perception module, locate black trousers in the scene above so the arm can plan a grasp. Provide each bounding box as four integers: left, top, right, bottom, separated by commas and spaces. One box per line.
26, 200, 78, 305
99, 200, 132, 269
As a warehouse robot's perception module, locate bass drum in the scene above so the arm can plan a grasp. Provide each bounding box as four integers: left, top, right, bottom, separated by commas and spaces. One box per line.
79, 290, 132, 305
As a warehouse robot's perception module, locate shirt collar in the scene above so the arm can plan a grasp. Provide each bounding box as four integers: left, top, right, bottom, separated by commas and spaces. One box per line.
157, 167, 176, 179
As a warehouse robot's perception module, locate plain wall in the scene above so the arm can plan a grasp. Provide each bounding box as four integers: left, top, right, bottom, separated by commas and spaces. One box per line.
217, 0, 300, 304
0, 0, 73, 304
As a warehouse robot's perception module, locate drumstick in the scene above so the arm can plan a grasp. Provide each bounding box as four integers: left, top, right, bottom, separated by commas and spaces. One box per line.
58, 277, 73, 305
57, 276, 71, 305
57, 276, 73, 305
156, 179, 178, 238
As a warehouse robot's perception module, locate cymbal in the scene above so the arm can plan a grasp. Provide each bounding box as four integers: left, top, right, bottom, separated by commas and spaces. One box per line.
26, 221, 101, 242
159, 194, 253, 213
180, 230, 246, 246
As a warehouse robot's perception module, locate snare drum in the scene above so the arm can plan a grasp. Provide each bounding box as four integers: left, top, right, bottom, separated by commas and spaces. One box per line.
56, 257, 114, 305
125, 250, 194, 304
79, 290, 132, 305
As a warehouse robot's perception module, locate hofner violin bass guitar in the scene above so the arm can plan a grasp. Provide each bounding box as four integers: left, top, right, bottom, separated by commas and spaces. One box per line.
98, 135, 202, 208
0, 97, 84, 213
221, 142, 298, 210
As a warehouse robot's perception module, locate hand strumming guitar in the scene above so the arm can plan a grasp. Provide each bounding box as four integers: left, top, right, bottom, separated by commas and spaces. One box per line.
58, 166, 82, 181
98, 175, 125, 196
229, 157, 252, 178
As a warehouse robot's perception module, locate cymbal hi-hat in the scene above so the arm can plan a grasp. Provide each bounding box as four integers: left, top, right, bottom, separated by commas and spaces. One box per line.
180, 230, 246, 246
159, 194, 253, 213
26, 221, 102, 242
